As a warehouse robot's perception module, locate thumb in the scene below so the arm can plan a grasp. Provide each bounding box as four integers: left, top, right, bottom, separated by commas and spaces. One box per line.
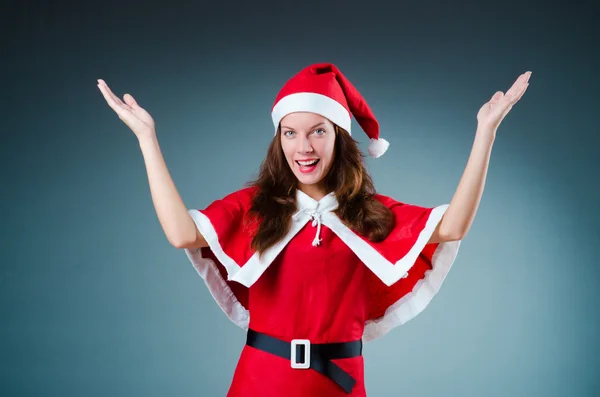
123, 93, 139, 109
490, 91, 504, 103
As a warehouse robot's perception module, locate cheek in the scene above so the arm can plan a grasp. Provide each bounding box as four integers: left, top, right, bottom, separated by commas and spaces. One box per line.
321, 140, 336, 162
280, 142, 294, 162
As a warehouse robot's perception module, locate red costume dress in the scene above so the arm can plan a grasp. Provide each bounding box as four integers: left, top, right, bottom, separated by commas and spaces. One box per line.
183, 186, 462, 396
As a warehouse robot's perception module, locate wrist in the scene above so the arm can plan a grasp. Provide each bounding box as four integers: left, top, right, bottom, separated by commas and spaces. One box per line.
476, 124, 497, 138
138, 131, 158, 147
474, 126, 496, 148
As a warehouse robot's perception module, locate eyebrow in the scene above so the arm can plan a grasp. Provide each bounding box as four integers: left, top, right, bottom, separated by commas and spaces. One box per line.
280, 122, 326, 131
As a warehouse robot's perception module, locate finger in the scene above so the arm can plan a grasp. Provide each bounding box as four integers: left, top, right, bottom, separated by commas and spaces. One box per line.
123, 93, 140, 109
98, 81, 133, 113
509, 83, 529, 107
505, 73, 527, 97
510, 77, 530, 102
490, 91, 504, 104
97, 80, 134, 115
97, 83, 133, 118
508, 71, 532, 98
97, 83, 126, 112
98, 86, 143, 131
97, 82, 120, 108
98, 80, 128, 109
514, 83, 529, 103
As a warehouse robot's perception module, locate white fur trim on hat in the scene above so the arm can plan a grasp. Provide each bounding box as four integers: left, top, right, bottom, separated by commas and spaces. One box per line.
272, 92, 352, 135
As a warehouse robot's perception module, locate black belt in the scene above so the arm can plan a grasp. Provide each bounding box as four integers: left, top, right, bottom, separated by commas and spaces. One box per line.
246, 328, 362, 394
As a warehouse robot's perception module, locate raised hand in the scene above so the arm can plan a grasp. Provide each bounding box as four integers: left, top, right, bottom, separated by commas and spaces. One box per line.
477, 71, 531, 132
97, 79, 156, 139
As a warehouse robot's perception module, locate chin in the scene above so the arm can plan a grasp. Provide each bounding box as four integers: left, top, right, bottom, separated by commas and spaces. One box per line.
290, 168, 323, 186
296, 174, 323, 186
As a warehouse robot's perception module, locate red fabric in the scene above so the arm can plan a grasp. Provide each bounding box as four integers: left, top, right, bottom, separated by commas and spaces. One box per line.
272, 64, 351, 113
196, 189, 441, 396
231, 223, 370, 397
366, 243, 438, 320
198, 187, 258, 267
361, 194, 439, 320
195, 187, 259, 311
272, 63, 380, 141
361, 194, 437, 263
199, 247, 250, 311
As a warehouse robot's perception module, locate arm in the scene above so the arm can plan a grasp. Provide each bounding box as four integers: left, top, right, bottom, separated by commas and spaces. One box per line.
428, 70, 531, 244
96, 79, 207, 249
428, 129, 494, 244
139, 135, 208, 249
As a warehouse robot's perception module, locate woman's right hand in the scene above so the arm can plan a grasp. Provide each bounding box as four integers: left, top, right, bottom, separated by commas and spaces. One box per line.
97, 79, 156, 140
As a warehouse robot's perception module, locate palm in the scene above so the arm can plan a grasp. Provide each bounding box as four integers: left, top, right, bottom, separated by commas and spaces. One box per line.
477, 71, 531, 130
97, 79, 155, 136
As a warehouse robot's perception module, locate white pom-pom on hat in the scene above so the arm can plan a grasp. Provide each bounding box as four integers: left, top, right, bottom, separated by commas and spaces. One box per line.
368, 137, 390, 158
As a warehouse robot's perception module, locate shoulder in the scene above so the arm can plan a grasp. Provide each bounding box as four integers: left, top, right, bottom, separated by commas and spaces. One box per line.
222, 185, 259, 203
371, 193, 437, 224
371, 193, 406, 209
217, 186, 259, 206
200, 186, 259, 215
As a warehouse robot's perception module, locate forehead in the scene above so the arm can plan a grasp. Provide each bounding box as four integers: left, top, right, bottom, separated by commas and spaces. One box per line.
280, 112, 333, 129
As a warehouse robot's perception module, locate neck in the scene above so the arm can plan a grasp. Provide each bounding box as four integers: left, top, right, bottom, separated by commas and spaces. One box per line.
297, 183, 328, 201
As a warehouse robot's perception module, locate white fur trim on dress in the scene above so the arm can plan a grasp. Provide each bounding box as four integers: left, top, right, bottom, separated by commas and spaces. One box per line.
184, 246, 250, 330
362, 238, 461, 342
323, 204, 450, 286
185, 208, 317, 288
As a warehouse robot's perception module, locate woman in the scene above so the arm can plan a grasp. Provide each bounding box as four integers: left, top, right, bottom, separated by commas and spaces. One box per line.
97, 63, 530, 396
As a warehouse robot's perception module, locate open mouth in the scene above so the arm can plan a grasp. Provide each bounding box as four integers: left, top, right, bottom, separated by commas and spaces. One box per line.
295, 159, 320, 173
296, 159, 320, 167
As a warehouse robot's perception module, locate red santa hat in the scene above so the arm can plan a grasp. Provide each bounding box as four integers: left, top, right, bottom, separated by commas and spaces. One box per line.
271, 63, 390, 158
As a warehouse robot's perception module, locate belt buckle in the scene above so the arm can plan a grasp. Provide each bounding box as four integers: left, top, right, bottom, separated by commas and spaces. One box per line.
290, 339, 310, 369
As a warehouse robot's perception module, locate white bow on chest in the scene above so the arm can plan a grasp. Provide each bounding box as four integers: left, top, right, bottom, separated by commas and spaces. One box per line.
292, 189, 339, 247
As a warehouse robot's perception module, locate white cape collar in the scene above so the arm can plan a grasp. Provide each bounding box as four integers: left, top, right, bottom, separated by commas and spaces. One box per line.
295, 189, 338, 213
190, 189, 450, 288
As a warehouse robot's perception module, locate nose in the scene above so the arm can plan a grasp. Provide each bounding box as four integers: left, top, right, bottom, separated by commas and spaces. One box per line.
296, 135, 313, 154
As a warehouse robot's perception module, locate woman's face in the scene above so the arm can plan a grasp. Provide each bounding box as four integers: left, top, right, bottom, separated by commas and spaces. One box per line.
279, 112, 336, 197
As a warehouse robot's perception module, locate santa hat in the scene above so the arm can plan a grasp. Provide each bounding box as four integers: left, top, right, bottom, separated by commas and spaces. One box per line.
271, 63, 390, 158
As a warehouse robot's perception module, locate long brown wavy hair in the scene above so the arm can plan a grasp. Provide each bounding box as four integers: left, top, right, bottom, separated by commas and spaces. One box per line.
244, 124, 395, 256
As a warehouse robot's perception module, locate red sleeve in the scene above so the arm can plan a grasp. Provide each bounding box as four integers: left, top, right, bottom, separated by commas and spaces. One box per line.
360, 195, 462, 342
194, 187, 257, 269
183, 187, 258, 330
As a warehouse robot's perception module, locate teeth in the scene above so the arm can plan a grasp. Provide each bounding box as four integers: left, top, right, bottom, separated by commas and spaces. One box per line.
298, 159, 318, 166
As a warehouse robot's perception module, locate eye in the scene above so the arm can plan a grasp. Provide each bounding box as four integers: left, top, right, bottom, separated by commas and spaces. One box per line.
283, 130, 295, 137
313, 128, 326, 136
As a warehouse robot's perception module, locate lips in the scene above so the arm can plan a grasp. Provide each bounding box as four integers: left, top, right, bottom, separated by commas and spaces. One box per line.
295, 159, 320, 166
295, 158, 320, 174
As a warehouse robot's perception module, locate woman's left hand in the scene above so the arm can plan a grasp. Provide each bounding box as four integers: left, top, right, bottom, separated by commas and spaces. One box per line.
476, 71, 531, 134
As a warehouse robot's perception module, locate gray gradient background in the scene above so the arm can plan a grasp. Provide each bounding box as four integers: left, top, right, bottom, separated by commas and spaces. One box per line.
3, 0, 599, 396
